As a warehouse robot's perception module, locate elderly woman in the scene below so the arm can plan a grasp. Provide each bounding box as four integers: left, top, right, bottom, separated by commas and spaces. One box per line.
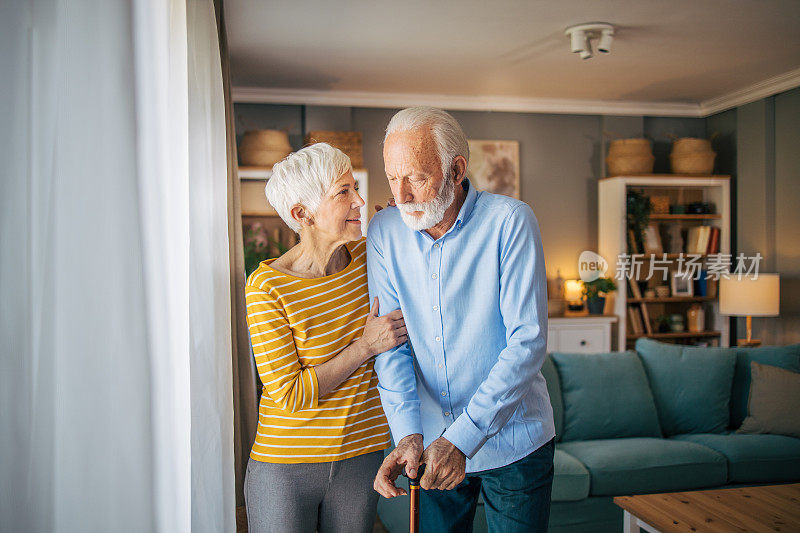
243, 143, 406, 533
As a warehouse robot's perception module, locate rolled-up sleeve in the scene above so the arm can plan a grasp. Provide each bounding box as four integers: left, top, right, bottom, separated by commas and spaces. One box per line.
367, 226, 423, 444
442, 204, 548, 458
245, 285, 319, 413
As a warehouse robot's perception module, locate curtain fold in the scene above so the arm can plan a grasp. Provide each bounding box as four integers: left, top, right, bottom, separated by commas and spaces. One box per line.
1, 0, 236, 530
187, 0, 237, 530
215, 0, 260, 511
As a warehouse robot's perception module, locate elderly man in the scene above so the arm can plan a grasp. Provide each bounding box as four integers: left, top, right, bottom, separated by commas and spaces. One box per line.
367, 107, 555, 532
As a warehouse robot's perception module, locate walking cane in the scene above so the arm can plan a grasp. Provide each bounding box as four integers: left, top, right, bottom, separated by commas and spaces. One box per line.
402, 464, 426, 533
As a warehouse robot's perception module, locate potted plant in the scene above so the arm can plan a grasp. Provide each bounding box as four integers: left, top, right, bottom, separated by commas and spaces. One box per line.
582, 277, 617, 315
626, 190, 652, 254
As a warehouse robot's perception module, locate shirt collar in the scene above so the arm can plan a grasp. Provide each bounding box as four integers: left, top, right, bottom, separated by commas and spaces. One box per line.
454, 178, 478, 229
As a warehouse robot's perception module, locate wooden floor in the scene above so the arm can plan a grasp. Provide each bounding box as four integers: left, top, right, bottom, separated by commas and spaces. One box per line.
236, 506, 389, 532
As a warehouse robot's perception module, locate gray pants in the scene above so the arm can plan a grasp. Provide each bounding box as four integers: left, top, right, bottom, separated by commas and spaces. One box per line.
244, 451, 383, 533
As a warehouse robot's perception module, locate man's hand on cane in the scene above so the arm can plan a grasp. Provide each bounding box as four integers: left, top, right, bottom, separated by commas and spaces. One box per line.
419, 437, 466, 491
374, 433, 423, 498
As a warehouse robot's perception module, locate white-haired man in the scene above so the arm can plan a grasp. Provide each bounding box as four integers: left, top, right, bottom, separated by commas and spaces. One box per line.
368, 107, 555, 532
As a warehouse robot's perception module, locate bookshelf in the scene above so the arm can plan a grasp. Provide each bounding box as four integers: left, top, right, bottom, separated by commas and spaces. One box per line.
598, 175, 731, 350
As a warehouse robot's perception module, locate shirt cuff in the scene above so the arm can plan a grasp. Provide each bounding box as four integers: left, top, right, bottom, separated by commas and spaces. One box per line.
386, 413, 423, 447
443, 412, 488, 459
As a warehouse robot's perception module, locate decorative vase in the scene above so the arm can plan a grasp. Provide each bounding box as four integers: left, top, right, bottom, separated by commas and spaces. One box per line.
587, 297, 606, 315
687, 304, 705, 332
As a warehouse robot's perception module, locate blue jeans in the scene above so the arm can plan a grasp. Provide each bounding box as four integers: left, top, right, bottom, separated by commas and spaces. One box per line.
420, 437, 555, 533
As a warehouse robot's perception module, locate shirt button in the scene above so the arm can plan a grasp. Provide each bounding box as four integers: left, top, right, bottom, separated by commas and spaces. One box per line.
435, 336, 441, 342
444, 411, 451, 417
432, 305, 439, 311
434, 243, 440, 249
431, 273, 438, 279
441, 391, 447, 396
438, 363, 443, 369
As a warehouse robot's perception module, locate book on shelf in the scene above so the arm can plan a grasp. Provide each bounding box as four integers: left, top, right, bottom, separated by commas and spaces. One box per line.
642, 224, 663, 254
628, 277, 642, 299
627, 306, 644, 335
639, 302, 653, 334
686, 225, 712, 254
706, 226, 720, 254
628, 229, 639, 254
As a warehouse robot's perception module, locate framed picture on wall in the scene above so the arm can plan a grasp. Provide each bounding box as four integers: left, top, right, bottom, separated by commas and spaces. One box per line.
467, 139, 520, 198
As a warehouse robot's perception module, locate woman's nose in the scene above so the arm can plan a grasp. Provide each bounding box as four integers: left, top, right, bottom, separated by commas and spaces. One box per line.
353, 191, 365, 208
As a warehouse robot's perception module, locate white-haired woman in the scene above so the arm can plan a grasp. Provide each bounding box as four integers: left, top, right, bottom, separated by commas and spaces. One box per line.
243, 143, 406, 532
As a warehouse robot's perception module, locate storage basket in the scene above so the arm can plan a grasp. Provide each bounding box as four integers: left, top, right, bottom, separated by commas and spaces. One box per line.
670, 151, 716, 174
239, 130, 292, 167
650, 195, 670, 214
304, 131, 363, 168
606, 138, 655, 176
671, 137, 713, 154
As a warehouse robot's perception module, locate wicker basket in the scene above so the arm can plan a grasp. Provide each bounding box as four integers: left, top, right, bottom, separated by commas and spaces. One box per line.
304, 131, 363, 168
670, 151, 716, 174
607, 138, 652, 157
606, 138, 655, 176
651, 195, 670, 214
671, 137, 713, 154
239, 130, 292, 167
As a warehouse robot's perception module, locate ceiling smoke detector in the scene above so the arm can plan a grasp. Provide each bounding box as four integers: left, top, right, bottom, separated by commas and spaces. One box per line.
565, 23, 615, 60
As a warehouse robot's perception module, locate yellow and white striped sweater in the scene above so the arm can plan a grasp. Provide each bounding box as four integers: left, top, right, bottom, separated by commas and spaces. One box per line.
244, 237, 391, 463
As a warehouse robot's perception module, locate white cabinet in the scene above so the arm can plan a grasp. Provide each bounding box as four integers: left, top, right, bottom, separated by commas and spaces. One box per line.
547, 316, 617, 353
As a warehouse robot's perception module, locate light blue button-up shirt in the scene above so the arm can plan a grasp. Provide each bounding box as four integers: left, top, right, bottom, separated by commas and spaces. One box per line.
366, 179, 555, 473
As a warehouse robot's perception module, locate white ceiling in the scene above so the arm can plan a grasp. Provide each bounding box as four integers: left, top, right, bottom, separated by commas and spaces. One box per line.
226, 0, 800, 116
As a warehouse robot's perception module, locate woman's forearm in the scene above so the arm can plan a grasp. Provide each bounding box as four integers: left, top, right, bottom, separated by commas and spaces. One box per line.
314, 339, 372, 398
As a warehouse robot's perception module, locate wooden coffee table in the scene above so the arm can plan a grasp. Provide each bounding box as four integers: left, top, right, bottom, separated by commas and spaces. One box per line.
613, 483, 800, 532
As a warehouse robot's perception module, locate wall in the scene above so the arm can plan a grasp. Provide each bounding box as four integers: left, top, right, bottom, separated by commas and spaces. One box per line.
234, 103, 703, 282
708, 87, 800, 345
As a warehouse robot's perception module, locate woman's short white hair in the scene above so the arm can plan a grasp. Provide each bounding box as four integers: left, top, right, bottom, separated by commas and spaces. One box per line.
384, 107, 469, 179
264, 143, 352, 233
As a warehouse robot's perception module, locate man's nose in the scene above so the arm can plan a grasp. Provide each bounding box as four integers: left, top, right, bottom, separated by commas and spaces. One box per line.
395, 180, 413, 204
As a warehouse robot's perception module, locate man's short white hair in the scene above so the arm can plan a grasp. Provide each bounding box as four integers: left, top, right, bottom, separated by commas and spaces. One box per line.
265, 143, 352, 233
384, 107, 469, 179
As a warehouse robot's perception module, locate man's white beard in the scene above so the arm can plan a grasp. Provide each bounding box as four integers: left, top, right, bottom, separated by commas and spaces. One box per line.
396, 176, 456, 231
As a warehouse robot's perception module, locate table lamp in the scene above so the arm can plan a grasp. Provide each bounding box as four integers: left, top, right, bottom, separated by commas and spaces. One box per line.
564, 279, 586, 315
719, 273, 780, 347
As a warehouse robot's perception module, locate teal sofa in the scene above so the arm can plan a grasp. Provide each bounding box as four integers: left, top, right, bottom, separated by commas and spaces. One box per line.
377, 339, 800, 532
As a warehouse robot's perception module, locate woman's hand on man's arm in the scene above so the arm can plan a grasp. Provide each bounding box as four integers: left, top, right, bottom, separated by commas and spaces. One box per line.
315, 297, 406, 397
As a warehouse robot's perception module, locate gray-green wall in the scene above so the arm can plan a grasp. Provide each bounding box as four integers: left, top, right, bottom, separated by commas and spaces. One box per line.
710, 87, 800, 345
235, 104, 704, 281
236, 94, 799, 345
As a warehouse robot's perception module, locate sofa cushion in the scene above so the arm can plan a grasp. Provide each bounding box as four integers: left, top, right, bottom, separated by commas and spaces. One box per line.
558, 437, 727, 496
670, 431, 800, 483
551, 351, 661, 441
542, 354, 564, 442
552, 448, 591, 501
738, 361, 800, 438
635, 338, 736, 435
730, 344, 800, 428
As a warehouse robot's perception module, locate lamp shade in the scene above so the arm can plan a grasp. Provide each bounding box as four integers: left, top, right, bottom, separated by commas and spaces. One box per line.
719, 273, 780, 316
564, 279, 584, 302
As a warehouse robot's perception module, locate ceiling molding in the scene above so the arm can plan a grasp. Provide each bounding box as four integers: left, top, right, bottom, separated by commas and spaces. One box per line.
233, 86, 702, 117
698, 67, 800, 116
233, 66, 800, 118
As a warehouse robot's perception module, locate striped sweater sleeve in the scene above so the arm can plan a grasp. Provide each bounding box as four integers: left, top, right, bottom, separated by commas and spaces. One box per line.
245, 285, 319, 413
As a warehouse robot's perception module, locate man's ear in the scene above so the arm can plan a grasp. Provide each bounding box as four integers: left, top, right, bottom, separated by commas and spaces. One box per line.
290, 204, 312, 228
452, 155, 468, 185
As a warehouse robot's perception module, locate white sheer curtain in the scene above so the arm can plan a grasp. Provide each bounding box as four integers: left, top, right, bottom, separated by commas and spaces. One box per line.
0, 0, 235, 531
